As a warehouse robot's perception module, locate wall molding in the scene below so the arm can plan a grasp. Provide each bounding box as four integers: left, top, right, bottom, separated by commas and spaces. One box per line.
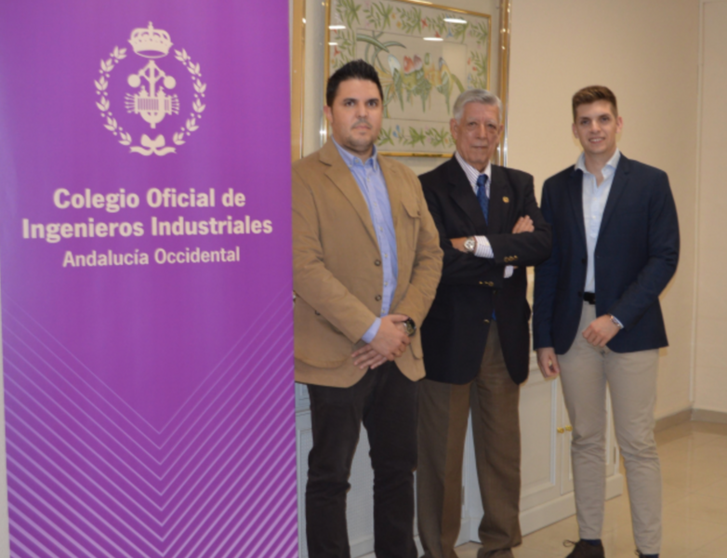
655, 408, 692, 432
655, 407, 727, 431
692, 408, 727, 424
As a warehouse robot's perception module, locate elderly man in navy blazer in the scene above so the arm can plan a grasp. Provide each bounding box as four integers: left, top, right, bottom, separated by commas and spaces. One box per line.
533, 86, 679, 558
418, 89, 551, 558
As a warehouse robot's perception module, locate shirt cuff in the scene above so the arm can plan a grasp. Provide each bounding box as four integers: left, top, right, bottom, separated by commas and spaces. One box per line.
610, 315, 624, 329
473, 236, 494, 258
362, 317, 381, 344
504, 265, 514, 278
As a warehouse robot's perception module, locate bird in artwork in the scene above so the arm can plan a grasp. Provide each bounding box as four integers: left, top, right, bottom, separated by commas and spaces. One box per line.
387, 54, 405, 111
436, 56, 464, 114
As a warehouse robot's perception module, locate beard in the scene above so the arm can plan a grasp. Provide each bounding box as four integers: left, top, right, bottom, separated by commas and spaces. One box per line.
342, 120, 378, 155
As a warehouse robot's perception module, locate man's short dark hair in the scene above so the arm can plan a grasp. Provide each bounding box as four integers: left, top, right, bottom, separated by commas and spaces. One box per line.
572, 85, 618, 121
326, 59, 384, 107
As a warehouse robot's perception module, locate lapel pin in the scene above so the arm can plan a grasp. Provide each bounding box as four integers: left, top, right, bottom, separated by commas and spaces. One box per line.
503, 196, 510, 203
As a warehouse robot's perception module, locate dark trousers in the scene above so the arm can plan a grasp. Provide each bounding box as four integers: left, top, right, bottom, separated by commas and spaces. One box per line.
306, 362, 419, 558
417, 324, 522, 558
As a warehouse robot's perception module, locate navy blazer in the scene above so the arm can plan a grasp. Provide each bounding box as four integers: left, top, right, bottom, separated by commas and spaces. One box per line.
532, 154, 680, 355
421, 157, 551, 385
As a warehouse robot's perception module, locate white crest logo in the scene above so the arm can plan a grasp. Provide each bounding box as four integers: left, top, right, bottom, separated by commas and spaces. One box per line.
94, 22, 207, 156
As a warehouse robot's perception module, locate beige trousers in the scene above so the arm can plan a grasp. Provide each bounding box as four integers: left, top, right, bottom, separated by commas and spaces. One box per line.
559, 302, 661, 555
417, 324, 522, 558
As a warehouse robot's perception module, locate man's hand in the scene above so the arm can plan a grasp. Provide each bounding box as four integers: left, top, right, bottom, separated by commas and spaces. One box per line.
582, 315, 620, 348
350, 344, 388, 370
351, 314, 410, 369
536, 347, 561, 378
450, 237, 468, 253
512, 216, 534, 234
451, 216, 532, 257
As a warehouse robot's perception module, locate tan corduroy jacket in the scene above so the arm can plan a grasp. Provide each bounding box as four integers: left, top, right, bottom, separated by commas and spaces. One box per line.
293, 140, 443, 387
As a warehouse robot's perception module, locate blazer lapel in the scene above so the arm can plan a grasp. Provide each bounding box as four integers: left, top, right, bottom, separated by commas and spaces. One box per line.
447, 157, 488, 233
488, 165, 509, 234
598, 155, 630, 237
320, 140, 379, 247
567, 167, 587, 247
379, 156, 408, 278
379, 155, 401, 229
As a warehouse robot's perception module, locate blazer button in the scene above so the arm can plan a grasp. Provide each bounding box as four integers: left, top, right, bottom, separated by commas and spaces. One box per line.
375, 295, 382, 301
484, 319, 490, 324
479, 281, 484, 285
314, 310, 321, 316
582, 258, 587, 264
374, 260, 381, 266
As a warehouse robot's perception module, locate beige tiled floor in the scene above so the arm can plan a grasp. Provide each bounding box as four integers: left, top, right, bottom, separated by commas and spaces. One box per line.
456, 421, 727, 558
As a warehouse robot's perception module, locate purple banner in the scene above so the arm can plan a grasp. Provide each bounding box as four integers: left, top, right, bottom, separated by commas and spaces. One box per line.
0, 1, 296, 556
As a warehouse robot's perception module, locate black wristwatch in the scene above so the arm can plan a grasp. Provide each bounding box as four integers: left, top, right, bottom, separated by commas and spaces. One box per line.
403, 318, 416, 336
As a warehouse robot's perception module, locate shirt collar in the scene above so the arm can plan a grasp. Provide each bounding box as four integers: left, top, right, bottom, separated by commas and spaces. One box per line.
332, 138, 380, 172
575, 148, 621, 177
455, 151, 491, 190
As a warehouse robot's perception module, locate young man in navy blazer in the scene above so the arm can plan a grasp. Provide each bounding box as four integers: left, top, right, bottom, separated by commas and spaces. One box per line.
533, 86, 679, 558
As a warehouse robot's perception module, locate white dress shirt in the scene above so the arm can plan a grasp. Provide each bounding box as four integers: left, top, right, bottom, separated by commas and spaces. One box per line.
454, 152, 513, 278
575, 149, 621, 294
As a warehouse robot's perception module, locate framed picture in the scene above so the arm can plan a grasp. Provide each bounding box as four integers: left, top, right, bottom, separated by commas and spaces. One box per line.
324, 0, 509, 159
290, 0, 511, 163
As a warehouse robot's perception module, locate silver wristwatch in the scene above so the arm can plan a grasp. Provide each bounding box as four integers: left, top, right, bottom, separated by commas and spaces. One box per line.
464, 236, 476, 253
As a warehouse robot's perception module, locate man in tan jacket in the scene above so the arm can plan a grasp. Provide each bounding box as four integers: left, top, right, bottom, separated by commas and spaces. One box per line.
293, 60, 442, 557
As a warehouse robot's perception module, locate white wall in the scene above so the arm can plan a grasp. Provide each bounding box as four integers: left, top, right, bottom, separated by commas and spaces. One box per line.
506, 0, 700, 419
694, 0, 727, 414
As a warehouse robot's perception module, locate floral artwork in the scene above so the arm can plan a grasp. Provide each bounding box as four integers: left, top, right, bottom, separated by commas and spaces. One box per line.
328, 0, 491, 156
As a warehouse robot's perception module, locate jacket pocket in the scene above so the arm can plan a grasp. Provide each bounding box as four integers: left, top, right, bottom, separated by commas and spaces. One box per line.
400, 195, 421, 249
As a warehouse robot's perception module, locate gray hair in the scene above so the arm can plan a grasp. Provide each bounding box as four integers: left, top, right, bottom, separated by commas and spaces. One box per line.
452, 89, 502, 123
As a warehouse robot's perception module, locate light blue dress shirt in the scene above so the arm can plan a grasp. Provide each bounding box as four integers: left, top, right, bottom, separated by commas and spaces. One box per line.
333, 140, 398, 343
576, 149, 620, 295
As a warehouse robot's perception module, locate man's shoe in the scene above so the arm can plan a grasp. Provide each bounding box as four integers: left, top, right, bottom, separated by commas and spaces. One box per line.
563, 539, 605, 558
636, 552, 658, 558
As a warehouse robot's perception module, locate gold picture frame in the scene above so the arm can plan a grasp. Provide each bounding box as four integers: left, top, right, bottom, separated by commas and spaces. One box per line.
291, 0, 307, 162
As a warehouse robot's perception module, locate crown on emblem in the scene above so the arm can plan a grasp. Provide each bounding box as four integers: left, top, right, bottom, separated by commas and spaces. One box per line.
128, 22, 173, 58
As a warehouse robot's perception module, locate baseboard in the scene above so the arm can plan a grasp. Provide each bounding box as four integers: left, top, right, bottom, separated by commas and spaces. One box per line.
692, 408, 727, 424
654, 408, 692, 432
653, 407, 727, 430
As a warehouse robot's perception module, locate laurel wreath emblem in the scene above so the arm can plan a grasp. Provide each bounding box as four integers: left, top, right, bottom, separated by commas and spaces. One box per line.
94, 45, 207, 152
172, 49, 207, 145
95, 47, 132, 146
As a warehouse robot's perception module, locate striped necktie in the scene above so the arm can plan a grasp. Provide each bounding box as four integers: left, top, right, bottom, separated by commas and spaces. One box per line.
476, 173, 489, 224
